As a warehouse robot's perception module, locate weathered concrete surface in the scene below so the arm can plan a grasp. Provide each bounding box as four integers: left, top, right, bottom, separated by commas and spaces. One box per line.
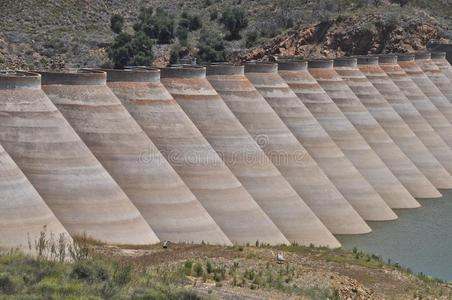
208, 63, 368, 235
40, 70, 230, 245
336, 57, 439, 201
104, 68, 289, 246
0, 138, 70, 252
308, 59, 411, 208
380, 54, 452, 188
431, 52, 452, 81
358, 55, 447, 198
277, 61, 396, 221
397, 53, 452, 145
378, 55, 452, 172
414, 52, 452, 121
0, 71, 158, 245
161, 66, 339, 247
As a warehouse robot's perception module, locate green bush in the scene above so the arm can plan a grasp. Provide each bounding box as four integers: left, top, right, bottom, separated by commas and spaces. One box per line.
108, 31, 154, 68
110, 14, 124, 34
134, 7, 175, 44
196, 30, 227, 63
192, 263, 204, 277
0, 273, 15, 294
219, 7, 248, 40
246, 30, 259, 47
179, 12, 202, 31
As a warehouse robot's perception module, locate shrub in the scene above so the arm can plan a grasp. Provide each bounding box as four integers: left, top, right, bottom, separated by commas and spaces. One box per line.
0, 273, 15, 294
219, 7, 248, 40
108, 31, 154, 68
110, 14, 124, 34
206, 261, 213, 274
209, 9, 218, 21
192, 263, 204, 277
196, 30, 227, 63
134, 7, 175, 44
246, 30, 259, 47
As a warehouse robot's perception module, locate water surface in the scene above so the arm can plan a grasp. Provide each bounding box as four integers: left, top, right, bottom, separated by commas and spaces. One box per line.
338, 191, 452, 281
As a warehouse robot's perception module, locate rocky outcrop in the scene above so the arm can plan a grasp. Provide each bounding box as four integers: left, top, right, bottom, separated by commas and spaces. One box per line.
239, 12, 446, 62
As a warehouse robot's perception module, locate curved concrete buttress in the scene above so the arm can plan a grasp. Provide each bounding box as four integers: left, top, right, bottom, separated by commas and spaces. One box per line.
41, 70, 230, 244
39, 69, 231, 245
161, 65, 339, 247
414, 52, 452, 120
275, 61, 396, 221
380, 54, 452, 184
398, 54, 452, 133
335, 57, 440, 200
0, 141, 71, 252
103, 69, 231, 245
431, 52, 452, 81
307, 59, 410, 209
359, 55, 452, 196
208, 63, 368, 235
102, 68, 288, 246
0, 71, 158, 245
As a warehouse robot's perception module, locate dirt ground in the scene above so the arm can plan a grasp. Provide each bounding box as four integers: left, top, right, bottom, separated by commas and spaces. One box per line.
93, 243, 452, 299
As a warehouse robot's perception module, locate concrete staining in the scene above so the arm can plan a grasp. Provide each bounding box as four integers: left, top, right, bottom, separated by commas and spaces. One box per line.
207, 63, 369, 235
335, 57, 439, 201
357, 56, 447, 198
0, 71, 158, 245
161, 66, 339, 247
104, 68, 288, 246
274, 61, 395, 221
307, 59, 409, 209
0, 138, 70, 252
380, 55, 452, 186
40, 70, 230, 245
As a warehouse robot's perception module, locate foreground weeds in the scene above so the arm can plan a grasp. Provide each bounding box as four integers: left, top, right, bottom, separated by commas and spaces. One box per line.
0, 234, 451, 299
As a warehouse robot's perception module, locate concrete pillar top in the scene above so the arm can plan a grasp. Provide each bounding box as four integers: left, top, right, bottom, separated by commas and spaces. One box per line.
376, 54, 398, 64
307, 59, 334, 69
0, 71, 41, 89
244, 61, 277, 73
333, 57, 358, 67
414, 52, 432, 60
160, 65, 206, 79
430, 52, 447, 60
102, 68, 160, 83
277, 60, 308, 71
355, 55, 379, 65
397, 53, 415, 62
206, 63, 244, 76
39, 69, 106, 85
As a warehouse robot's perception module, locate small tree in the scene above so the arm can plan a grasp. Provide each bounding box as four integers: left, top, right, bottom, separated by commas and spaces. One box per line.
196, 30, 228, 62
110, 14, 124, 34
179, 12, 202, 31
219, 7, 248, 40
108, 32, 154, 68
134, 7, 175, 44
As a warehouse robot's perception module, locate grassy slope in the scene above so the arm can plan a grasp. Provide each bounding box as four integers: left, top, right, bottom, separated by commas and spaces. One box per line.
0, 239, 451, 299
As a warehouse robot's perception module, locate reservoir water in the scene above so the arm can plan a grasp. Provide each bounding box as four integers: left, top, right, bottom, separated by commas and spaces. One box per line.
338, 191, 452, 281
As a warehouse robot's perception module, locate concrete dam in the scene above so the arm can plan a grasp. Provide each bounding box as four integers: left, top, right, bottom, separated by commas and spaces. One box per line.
2, 51, 452, 250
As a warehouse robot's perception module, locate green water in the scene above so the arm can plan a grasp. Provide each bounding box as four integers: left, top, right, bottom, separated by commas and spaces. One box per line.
338, 192, 452, 281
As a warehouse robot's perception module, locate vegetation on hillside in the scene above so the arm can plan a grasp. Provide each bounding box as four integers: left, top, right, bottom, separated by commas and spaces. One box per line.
0, 0, 450, 70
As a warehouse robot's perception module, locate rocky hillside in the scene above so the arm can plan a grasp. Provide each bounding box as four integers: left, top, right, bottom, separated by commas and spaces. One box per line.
0, 0, 450, 69
238, 9, 447, 61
